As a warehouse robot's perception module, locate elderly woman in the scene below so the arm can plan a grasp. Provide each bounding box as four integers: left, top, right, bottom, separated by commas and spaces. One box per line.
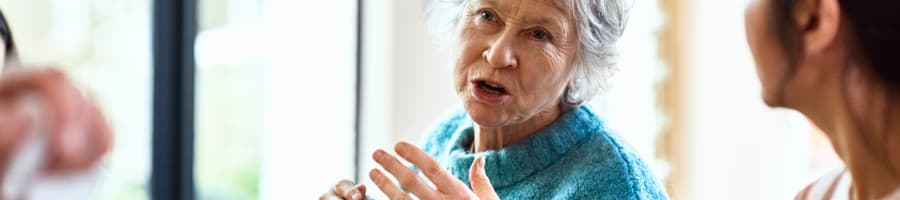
745, 0, 900, 199
322, 0, 667, 199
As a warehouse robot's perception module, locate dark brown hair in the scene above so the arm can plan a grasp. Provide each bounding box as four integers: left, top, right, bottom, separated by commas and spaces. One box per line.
773, 0, 900, 86
0, 8, 14, 59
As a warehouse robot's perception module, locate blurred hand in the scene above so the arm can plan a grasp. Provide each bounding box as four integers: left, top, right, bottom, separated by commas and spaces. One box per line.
0, 67, 112, 190
320, 179, 366, 200
369, 141, 499, 200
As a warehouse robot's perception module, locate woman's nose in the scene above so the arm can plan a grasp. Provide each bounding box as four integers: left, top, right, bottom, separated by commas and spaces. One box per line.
482, 35, 518, 69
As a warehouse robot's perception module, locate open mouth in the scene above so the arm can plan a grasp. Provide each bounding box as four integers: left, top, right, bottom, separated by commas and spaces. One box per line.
476, 80, 508, 95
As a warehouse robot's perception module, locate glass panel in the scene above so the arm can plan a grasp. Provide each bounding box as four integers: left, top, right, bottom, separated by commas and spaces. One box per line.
194, 0, 358, 199
0, 0, 152, 199
194, 0, 264, 198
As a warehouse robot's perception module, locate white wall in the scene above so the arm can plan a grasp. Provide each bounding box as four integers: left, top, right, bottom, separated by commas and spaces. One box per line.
258, 0, 358, 198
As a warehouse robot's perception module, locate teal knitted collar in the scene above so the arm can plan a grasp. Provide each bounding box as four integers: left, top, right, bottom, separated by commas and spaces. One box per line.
443, 105, 603, 189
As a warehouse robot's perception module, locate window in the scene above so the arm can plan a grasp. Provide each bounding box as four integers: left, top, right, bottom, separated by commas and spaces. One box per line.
194, 0, 359, 198
1, 0, 153, 199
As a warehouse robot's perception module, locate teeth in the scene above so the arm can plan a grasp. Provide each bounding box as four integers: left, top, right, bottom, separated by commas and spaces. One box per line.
479, 82, 505, 94
481, 85, 502, 94
484, 82, 502, 88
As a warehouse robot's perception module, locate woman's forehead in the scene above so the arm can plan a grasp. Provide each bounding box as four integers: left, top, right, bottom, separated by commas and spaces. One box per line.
476, 0, 572, 24
475, 0, 568, 14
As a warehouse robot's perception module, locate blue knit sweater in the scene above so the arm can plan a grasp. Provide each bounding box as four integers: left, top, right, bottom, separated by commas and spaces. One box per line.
420, 105, 668, 199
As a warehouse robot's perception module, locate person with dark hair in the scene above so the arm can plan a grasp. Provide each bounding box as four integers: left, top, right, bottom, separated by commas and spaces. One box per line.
0, 8, 16, 70
0, 7, 112, 198
745, 0, 900, 199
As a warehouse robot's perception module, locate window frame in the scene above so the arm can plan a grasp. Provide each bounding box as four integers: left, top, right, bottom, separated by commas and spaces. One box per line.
150, 0, 197, 199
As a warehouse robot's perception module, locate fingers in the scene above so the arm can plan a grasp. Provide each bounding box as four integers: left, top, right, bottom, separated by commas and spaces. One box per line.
372, 149, 436, 199
320, 180, 366, 200
394, 142, 466, 191
355, 184, 366, 198
0, 68, 78, 169
369, 168, 412, 200
331, 180, 364, 200
0, 68, 67, 96
319, 192, 342, 200
0, 111, 32, 171
0, 68, 76, 142
38, 70, 96, 172
50, 88, 92, 171
0, 111, 31, 149
469, 156, 499, 200
84, 101, 112, 166
332, 180, 355, 197
0, 67, 112, 172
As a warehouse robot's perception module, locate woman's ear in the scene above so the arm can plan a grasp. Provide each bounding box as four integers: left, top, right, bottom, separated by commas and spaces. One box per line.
795, 0, 841, 55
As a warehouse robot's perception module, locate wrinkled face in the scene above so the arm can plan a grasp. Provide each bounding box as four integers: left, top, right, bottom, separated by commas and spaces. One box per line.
745, 0, 793, 107
454, 0, 579, 127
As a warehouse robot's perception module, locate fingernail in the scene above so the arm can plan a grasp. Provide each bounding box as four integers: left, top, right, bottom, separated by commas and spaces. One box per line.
395, 142, 408, 154
372, 150, 384, 161
369, 168, 380, 178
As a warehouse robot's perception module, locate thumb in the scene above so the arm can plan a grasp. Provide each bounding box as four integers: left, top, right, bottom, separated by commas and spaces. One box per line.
469, 156, 499, 200
332, 180, 362, 200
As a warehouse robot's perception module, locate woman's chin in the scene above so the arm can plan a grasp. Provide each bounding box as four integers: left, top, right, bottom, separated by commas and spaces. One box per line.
470, 115, 506, 128
760, 88, 787, 108
463, 103, 508, 127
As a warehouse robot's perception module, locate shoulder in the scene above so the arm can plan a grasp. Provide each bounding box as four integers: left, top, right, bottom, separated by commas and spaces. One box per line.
565, 107, 649, 178
560, 124, 667, 199
794, 168, 851, 200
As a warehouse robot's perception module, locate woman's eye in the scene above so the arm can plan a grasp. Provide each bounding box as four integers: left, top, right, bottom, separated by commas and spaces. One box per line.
529, 29, 551, 41
479, 9, 496, 22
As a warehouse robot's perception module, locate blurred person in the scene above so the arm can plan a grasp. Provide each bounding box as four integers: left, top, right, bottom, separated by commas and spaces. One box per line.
0, 7, 113, 198
322, 0, 668, 199
0, 8, 15, 70
745, 0, 900, 199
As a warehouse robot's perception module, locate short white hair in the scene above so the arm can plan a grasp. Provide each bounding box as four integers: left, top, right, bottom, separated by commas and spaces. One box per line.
425, 0, 629, 106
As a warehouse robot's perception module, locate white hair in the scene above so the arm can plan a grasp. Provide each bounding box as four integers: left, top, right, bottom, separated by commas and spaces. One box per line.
425, 0, 630, 106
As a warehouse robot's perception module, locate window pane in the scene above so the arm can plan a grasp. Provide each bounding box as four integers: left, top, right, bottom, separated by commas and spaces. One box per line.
1, 0, 152, 199
195, 0, 358, 199
195, 0, 264, 198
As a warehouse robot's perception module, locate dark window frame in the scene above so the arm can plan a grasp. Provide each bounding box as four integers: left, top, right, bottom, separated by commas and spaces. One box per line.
151, 0, 197, 199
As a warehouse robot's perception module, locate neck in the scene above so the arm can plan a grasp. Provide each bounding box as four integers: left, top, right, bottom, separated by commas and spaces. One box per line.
472, 104, 563, 152
796, 65, 900, 199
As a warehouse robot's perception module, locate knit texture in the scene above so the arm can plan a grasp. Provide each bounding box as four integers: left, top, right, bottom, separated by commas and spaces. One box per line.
420, 105, 668, 199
